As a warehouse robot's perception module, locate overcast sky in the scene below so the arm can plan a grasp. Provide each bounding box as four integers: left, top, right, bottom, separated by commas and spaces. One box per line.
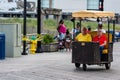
54, 0, 86, 12
0, 0, 120, 13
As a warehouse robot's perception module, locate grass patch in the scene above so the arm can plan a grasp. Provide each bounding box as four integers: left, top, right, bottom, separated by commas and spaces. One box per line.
44, 19, 57, 31
0, 18, 120, 32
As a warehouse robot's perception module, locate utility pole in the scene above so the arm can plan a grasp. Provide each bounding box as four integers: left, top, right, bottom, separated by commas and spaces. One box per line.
22, 0, 27, 55
36, 0, 42, 53
49, 0, 52, 8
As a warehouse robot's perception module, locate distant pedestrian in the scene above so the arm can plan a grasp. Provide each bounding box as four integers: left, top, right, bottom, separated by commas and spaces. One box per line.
71, 22, 80, 40
57, 19, 67, 40
65, 29, 72, 51
94, 21, 106, 33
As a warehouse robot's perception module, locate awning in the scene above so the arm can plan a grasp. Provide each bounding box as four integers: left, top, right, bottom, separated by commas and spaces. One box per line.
72, 10, 115, 18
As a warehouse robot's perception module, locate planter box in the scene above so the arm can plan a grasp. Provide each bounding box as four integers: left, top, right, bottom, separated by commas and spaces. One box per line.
41, 43, 58, 52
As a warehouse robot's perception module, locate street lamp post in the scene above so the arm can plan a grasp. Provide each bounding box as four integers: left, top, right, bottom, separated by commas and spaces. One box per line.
22, 0, 27, 55
36, 0, 42, 53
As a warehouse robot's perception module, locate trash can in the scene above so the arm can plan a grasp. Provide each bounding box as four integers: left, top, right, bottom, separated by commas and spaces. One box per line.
0, 33, 5, 60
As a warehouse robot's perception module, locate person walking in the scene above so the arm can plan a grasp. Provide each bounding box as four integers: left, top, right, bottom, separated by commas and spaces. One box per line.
57, 19, 67, 40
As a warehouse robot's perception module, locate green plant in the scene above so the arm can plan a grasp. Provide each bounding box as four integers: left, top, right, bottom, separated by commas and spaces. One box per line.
42, 34, 54, 44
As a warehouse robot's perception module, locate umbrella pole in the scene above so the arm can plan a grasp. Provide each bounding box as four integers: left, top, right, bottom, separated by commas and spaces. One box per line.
79, 19, 82, 33
108, 17, 110, 43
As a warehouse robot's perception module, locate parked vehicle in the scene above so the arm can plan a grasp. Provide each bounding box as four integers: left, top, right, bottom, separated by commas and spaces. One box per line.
71, 10, 115, 71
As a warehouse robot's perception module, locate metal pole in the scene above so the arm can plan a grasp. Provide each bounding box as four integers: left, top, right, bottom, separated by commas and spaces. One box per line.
73, 19, 75, 29
108, 17, 110, 43
71, 18, 75, 41
73, 19, 75, 41
22, 0, 27, 55
49, 0, 52, 8
79, 20, 81, 33
113, 20, 115, 42
36, 0, 42, 53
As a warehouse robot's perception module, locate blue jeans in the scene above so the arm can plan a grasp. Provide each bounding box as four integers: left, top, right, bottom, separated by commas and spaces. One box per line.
59, 33, 65, 40
99, 46, 104, 58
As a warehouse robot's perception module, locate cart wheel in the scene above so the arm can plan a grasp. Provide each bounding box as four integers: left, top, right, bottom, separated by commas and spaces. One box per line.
105, 63, 111, 70
83, 64, 87, 71
75, 63, 80, 68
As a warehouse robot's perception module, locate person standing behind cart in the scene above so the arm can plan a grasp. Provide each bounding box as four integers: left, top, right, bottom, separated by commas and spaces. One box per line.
93, 29, 107, 59
75, 27, 92, 42
71, 22, 80, 40
75, 23, 81, 36
94, 22, 106, 33
57, 19, 67, 40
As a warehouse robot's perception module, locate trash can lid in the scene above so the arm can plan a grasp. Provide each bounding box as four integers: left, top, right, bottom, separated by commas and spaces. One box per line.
0, 32, 5, 36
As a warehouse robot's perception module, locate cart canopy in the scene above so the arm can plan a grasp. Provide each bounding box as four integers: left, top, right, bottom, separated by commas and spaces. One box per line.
72, 10, 115, 18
